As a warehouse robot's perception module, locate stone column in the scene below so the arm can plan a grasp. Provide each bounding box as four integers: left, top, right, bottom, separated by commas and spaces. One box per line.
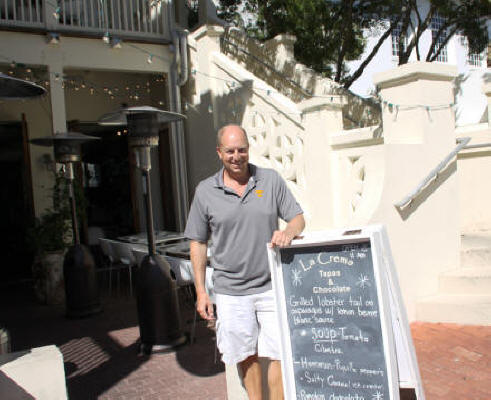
298, 97, 344, 229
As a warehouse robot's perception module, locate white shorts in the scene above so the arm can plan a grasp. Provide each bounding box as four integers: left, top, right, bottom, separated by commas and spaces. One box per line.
215, 289, 281, 365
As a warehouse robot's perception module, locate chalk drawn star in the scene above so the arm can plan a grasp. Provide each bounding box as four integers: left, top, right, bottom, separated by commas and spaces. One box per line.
292, 268, 303, 286
355, 274, 371, 289
372, 391, 383, 400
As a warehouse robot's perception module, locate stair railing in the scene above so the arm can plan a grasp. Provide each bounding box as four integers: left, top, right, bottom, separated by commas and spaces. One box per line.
394, 136, 471, 208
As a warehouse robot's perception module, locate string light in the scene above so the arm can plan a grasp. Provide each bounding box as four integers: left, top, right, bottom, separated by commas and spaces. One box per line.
102, 32, 110, 44
0, 53, 456, 119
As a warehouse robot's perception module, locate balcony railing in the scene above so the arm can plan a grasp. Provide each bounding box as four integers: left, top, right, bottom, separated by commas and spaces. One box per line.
0, 0, 172, 42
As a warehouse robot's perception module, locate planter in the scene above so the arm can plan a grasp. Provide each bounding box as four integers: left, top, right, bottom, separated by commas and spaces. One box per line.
32, 251, 66, 305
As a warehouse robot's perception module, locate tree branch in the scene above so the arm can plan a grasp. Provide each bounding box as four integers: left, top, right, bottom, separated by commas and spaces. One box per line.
428, 25, 458, 62
344, 20, 398, 88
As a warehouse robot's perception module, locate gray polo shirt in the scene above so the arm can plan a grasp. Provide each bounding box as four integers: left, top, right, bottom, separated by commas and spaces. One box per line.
184, 164, 303, 295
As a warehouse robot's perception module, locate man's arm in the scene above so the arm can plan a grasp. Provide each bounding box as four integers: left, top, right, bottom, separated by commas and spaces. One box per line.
269, 213, 305, 248
190, 240, 214, 320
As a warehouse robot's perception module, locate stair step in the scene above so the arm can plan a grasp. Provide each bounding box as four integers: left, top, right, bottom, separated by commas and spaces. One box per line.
439, 267, 491, 295
416, 294, 491, 325
460, 247, 491, 268
461, 230, 491, 250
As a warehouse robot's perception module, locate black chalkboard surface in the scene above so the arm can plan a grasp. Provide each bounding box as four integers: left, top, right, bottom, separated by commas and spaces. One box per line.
272, 235, 399, 400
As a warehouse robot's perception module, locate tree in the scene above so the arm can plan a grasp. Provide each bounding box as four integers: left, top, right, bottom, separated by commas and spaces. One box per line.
217, 0, 490, 89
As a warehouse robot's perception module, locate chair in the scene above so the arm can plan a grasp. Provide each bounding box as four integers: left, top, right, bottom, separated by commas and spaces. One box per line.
111, 241, 138, 297
98, 238, 136, 296
131, 246, 148, 266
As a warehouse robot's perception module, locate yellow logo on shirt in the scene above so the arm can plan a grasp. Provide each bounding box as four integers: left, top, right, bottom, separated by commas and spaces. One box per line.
255, 190, 264, 198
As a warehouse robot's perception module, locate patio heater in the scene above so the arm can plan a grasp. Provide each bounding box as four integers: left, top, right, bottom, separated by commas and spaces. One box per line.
0, 73, 46, 99
30, 131, 102, 318
99, 106, 187, 353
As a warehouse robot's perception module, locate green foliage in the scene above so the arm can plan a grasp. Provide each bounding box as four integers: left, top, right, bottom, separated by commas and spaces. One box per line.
27, 168, 87, 254
217, 0, 490, 89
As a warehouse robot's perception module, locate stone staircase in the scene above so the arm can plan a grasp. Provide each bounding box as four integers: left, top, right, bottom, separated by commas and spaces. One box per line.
416, 230, 491, 325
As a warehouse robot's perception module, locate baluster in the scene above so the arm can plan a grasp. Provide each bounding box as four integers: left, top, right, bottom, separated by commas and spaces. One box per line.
83, 0, 88, 27
20, 0, 26, 22
129, 0, 134, 31
28, 0, 33, 22
109, 0, 114, 29
122, 0, 128, 30
136, 0, 141, 31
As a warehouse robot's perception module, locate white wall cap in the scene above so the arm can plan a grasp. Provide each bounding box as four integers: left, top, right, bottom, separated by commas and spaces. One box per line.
298, 96, 345, 113
330, 125, 383, 147
373, 62, 458, 89
266, 34, 297, 47
192, 24, 225, 41
0, 345, 67, 400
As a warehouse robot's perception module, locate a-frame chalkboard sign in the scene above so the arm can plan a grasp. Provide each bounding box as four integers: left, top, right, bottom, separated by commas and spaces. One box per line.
268, 225, 424, 400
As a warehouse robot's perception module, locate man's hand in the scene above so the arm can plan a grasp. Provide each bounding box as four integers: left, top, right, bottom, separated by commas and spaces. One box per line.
269, 230, 295, 248
196, 291, 215, 321
269, 214, 305, 248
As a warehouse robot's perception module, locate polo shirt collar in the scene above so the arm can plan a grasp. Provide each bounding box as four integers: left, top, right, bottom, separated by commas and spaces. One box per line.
213, 163, 261, 189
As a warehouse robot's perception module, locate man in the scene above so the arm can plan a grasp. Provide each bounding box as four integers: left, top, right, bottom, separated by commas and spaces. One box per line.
184, 124, 305, 399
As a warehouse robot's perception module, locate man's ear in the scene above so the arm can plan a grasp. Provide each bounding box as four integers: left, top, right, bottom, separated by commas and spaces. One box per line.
216, 147, 222, 160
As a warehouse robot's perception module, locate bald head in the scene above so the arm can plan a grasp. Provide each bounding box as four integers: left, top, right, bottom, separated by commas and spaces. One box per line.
217, 124, 249, 148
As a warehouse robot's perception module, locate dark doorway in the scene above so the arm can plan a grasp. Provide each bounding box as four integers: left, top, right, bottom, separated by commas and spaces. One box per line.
76, 123, 134, 238
0, 122, 35, 282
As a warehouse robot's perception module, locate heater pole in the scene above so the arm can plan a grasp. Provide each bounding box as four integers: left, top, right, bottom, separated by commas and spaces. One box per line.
66, 163, 80, 245
143, 170, 156, 256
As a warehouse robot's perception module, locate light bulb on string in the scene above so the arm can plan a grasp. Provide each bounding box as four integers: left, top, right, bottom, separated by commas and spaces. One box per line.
53, 7, 60, 19
147, 54, 153, 64
102, 32, 110, 44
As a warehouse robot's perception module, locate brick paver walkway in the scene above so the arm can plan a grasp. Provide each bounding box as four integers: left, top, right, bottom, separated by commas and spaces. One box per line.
411, 322, 491, 400
1, 283, 490, 399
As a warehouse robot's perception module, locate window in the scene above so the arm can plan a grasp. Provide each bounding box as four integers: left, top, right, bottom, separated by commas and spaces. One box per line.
391, 23, 407, 57
430, 13, 447, 62
459, 34, 484, 67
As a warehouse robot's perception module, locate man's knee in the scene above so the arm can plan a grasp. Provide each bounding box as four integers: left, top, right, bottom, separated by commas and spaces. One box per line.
267, 360, 282, 386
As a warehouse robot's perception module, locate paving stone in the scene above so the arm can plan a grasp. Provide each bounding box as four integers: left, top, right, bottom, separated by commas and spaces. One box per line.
1, 283, 490, 399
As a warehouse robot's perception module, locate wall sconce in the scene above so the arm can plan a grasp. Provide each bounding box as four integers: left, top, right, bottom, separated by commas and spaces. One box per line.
46, 32, 60, 44
111, 37, 122, 49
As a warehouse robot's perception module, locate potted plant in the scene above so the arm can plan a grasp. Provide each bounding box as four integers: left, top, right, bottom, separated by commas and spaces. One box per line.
28, 172, 72, 305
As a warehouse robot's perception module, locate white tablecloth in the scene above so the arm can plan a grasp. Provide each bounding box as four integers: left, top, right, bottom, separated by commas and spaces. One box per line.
165, 255, 214, 299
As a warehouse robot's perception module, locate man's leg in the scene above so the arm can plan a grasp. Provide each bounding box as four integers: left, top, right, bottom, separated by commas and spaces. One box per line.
268, 360, 284, 400
240, 354, 262, 400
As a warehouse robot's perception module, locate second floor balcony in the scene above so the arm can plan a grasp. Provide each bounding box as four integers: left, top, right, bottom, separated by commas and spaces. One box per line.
0, 0, 173, 43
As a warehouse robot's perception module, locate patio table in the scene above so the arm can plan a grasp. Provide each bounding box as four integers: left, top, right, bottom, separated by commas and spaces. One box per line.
117, 230, 185, 245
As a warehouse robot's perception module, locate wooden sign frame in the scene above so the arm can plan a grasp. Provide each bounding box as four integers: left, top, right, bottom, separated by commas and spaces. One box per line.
267, 224, 425, 400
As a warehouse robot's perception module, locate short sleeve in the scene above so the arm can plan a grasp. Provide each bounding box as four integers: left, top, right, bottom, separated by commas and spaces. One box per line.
184, 184, 209, 242
275, 172, 303, 222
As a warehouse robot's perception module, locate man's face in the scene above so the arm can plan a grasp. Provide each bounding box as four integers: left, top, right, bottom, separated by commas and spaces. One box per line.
217, 126, 249, 177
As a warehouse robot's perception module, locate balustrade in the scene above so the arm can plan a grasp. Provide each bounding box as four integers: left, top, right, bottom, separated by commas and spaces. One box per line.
0, 0, 171, 41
